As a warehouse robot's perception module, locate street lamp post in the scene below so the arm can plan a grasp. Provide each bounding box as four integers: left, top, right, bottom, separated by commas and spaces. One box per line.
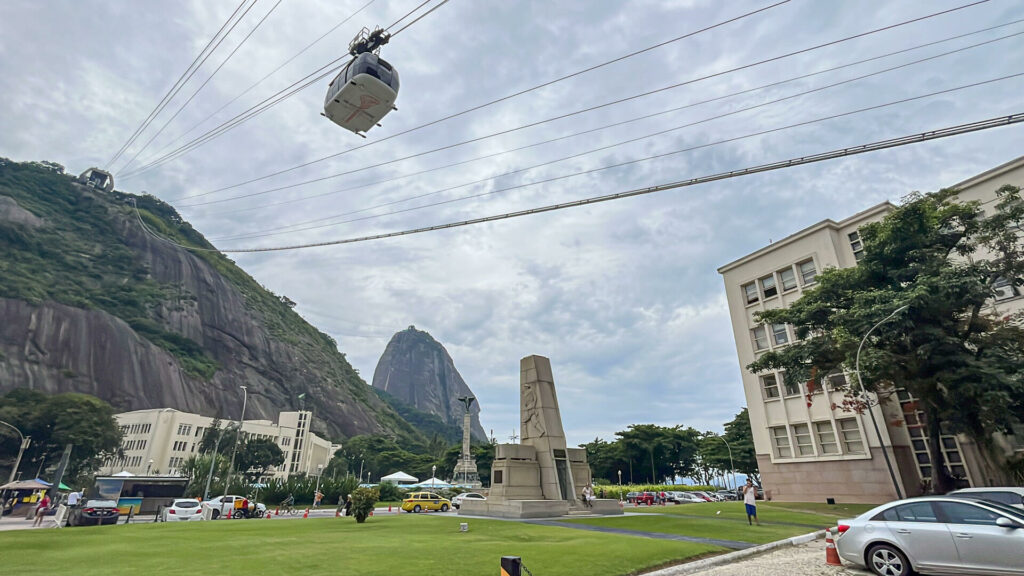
431, 465, 436, 490
222, 385, 249, 505
358, 457, 364, 484
709, 434, 735, 491
617, 470, 622, 502
855, 305, 909, 501
0, 420, 30, 485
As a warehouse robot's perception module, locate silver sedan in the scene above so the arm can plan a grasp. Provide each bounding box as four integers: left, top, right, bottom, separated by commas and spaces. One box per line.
835, 496, 1024, 576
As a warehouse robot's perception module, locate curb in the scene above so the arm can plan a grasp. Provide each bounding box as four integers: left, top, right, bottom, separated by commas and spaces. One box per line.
643, 529, 826, 576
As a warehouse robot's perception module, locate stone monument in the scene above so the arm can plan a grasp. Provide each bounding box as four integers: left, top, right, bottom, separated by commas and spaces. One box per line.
459, 355, 621, 518
451, 396, 482, 488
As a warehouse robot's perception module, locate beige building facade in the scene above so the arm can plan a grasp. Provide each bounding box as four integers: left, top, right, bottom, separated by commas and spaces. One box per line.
718, 156, 1024, 504
100, 408, 338, 480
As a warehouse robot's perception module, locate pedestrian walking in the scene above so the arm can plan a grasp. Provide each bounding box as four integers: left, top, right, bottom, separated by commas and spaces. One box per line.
313, 490, 324, 508
67, 489, 83, 507
32, 492, 51, 527
581, 484, 594, 508
343, 494, 353, 517
742, 479, 760, 526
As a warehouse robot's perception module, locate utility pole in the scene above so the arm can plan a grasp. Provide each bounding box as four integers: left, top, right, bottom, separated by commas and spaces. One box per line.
1, 420, 30, 485
221, 385, 248, 506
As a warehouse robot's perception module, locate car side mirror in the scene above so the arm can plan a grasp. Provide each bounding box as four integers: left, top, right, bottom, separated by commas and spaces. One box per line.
995, 517, 1020, 529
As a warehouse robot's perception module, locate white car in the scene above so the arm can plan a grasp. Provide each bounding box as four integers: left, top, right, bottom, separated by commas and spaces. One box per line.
203, 495, 267, 519
949, 487, 1024, 510
672, 492, 706, 504
161, 498, 204, 522
451, 492, 486, 509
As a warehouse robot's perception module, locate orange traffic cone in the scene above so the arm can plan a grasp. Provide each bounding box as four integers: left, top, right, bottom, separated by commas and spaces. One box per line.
388, 505, 392, 512
275, 507, 280, 516
265, 511, 271, 519
825, 529, 842, 566
303, 508, 309, 519
335, 509, 341, 517
369, 510, 374, 517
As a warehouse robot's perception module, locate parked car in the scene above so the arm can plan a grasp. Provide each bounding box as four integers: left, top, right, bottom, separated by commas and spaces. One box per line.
451, 492, 486, 509
673, 492, 707, 503
204, 495, 267, 519
401, 492, 451, 513
836, 496, 1024, 576
690, 491, 716, 502
625, 492, 640, 503
160, 498, 204, 522
949, 487, 1024, 510
66, 499, 120, 526
633, 492, 656, 505
716, 490, 738, 501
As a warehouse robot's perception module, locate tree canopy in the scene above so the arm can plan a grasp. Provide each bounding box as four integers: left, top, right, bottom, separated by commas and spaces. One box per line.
749, 186, 1024, 492
0, 388, 123, 483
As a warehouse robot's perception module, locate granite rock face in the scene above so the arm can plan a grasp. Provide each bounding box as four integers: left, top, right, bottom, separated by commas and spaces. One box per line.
0, 160, 407, 440
371, 327, 487, 440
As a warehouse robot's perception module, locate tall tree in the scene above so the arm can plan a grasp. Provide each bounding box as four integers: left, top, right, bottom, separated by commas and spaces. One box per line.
749, 187, 1024, 493
235, 437, 285, 479
0, 389, 122, 483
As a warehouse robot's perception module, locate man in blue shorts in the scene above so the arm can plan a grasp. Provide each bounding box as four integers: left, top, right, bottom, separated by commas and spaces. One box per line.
742, 479, 760, 526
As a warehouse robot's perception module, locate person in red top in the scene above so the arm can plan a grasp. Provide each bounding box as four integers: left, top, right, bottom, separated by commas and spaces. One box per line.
32, 493, 51, 527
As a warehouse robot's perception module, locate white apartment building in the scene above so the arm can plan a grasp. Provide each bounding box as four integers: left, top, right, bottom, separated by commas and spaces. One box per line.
718, 156, 1024, 503
100, 408, 338, 480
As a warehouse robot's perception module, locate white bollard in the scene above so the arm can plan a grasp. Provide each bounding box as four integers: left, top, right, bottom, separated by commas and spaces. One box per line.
459, 522, 468, 532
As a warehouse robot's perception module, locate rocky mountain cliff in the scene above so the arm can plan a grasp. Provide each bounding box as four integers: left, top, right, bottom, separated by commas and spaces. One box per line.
0, 158, 418, 442
371, 326, 487, 441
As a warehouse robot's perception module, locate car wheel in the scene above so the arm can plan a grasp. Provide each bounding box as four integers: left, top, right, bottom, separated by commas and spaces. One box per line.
211, 509, 220, 520
232, 510, 244, 519
440, 504, 449, 512
867, 543, 912, 576
413, 505, 421, 513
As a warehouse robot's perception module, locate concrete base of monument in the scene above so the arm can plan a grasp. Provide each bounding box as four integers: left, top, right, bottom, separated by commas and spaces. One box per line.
458, 498, 623, 519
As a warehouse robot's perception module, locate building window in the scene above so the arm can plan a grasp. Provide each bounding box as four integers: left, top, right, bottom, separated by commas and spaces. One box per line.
815, 421, 839, 454
760, 274, 778, 299
743, 282, 759, 305
793, 424, 814, 456
751, 326, 769, 351
177, 424, 192, 436
761, 374, 780, 399
783, 376, 801, 397
771, 324, 789, 346
993, 276, 1019, 301
849, 231, 864, 261
838, 418, 864, 454
798, 260, 817, 285
771, 426, 792, 458
827, 373, 848, 390
779, 267, 797, 292
493, 470, 503, 484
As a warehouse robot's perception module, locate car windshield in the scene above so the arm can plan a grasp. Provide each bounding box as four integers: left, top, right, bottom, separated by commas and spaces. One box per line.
174, 501, 200, 508
85, 500, 117, 507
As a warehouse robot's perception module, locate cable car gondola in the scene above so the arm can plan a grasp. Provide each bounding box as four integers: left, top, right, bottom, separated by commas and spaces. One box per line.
323, 27, 399, 136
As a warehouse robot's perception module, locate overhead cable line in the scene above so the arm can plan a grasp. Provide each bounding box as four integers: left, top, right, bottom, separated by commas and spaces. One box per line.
193, 24, 1023, 215
121, 0, 456, 179
389, 0, 450, 37
125, 0, 378, 174
117, 0, 283, 174
178, 0, 989, 201
156, 0, 794, 195
105, 0, 251, 169
203, 30, 1022, 240
198, 74, 1024, 246
142, 112, 1023, 253
387, 0, 433, 31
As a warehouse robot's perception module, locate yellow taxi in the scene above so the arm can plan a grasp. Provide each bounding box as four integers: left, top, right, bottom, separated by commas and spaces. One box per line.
401, 492, 451, 513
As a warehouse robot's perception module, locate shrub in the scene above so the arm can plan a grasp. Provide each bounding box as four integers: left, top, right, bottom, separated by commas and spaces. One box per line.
377, 481, 406, 502
351, 487, 379, 523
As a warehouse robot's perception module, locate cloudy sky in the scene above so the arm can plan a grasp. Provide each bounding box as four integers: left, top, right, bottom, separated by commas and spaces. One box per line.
2, 0, 1022, 446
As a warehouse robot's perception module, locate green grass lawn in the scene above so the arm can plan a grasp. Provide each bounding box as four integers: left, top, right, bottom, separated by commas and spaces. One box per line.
562, 514, 813, 545
631, 501, 877, 526
0, 514, 722, 576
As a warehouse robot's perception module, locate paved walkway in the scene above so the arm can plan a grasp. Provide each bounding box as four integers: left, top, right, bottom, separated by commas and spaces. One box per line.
526, 519, 755, 550
679, 539, 871, 576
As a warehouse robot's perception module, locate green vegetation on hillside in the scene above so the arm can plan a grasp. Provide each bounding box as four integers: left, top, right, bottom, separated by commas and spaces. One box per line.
0, 159, 218, 379
372, 387, 464, 444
